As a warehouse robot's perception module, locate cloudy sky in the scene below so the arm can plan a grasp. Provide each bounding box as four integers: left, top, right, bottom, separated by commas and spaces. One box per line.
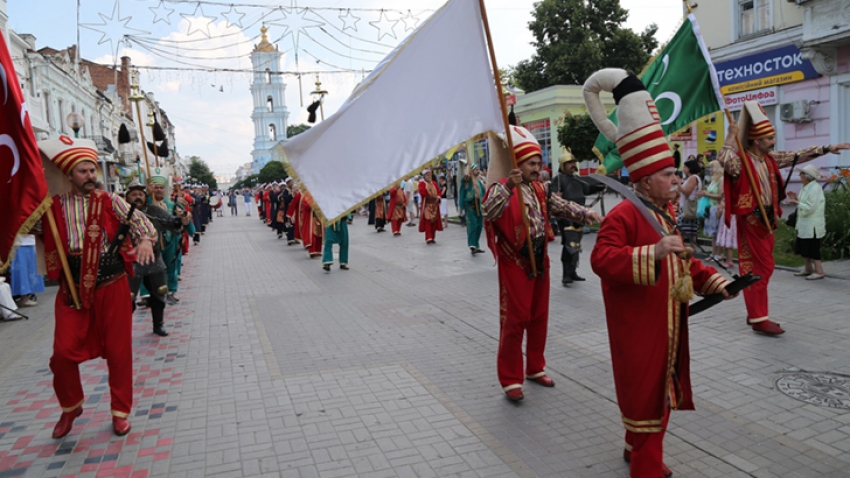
8, 0, 682, 177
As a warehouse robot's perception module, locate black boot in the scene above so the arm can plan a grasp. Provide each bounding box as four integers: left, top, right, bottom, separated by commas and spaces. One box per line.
569, 253, 585, 281
561, 250, 574, 285
150, 297, 168, 336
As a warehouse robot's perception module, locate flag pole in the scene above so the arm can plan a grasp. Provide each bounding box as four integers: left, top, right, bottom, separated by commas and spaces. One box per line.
478, 0, 538, 276
45, 208, 81, 309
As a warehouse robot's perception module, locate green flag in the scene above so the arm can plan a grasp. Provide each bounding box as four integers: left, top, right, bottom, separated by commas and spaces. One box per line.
593, 13, 724, 174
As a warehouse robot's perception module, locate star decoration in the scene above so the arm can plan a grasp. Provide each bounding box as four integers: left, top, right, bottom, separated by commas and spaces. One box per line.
81, 0, 150, 60
221, 5, 246, 29
269, 3, 324, 53
369, 10, 399, 41
149, 0, 174, 25
399, 11, 420, 32
338, 9, 360, 32
180, 3, 216, 38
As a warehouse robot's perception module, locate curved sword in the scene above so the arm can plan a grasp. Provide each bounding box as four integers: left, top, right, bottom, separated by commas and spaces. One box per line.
589, 174, 668, 238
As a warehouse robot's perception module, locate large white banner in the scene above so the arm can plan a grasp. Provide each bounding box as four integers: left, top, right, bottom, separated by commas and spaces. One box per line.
276, 0, 503, 222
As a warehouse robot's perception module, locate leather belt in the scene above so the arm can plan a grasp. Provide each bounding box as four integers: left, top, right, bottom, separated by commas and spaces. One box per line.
68, 254, 126, 288
752, 204, 776, 229
519, 236, 547, 266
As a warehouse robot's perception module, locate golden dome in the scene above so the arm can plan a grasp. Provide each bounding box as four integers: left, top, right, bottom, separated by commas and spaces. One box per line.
254, 25, 276, 53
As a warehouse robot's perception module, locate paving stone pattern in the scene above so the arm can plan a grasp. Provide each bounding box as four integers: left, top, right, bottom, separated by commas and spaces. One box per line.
1, 211, 849, 477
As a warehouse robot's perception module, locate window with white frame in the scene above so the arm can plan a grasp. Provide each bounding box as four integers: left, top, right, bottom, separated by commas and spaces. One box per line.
58, 99, 65, 133
43, 91, 52, 128
739, 0, 771, 38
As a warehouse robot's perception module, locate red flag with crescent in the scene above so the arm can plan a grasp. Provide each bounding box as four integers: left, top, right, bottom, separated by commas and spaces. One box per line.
0, 32, 50, 272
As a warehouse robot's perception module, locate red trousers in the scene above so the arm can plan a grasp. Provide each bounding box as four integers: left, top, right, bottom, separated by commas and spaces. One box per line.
307, 238, 322, 256
625, 406, 670, 478
391, 218, 403, 234
421, 219, 438, 242
497, 254, 550, 390
50, 277, 134, 417
737, 215, 774, 322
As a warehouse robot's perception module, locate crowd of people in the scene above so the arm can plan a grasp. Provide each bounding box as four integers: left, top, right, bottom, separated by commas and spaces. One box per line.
6, 63, 848, 478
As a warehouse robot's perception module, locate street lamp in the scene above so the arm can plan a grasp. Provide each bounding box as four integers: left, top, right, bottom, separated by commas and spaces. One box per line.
65, 112, 85, 138
146, 111, 160, 168
128, 69, 153, 181
309, 75, 328, 122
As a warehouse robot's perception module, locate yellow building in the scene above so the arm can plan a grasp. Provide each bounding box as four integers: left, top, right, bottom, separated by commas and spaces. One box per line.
514, 85, 614, 172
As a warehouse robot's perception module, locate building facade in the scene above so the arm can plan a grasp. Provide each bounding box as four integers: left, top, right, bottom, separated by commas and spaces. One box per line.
249, 26, 289, 174
688, 0, 850, 172
513, 85, 615, 173
2, 2, 181, 192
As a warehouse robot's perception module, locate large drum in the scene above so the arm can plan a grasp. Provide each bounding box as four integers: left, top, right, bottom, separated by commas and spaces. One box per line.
209, 196, 222, 209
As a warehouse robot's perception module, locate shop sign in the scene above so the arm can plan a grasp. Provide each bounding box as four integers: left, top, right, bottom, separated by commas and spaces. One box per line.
723, 86, 778, 111
670, 125, 694, 142
715, 45, 819, 95
522, 119, 549, 131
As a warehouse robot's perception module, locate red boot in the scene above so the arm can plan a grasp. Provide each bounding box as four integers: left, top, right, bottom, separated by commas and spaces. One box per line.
112, 417, 131, 436
504, 388, 524, 402
750, 319, 785, 336
52, 407, 83, 439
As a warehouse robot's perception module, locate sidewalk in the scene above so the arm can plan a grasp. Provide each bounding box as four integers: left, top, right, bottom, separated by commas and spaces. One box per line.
1, 212, 849, 477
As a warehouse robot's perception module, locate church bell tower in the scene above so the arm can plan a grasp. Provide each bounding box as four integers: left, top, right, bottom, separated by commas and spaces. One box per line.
250, 25, 289, 173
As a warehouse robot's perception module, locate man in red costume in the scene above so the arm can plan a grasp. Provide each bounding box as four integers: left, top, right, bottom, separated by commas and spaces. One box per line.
585, 68, 737, 478
482, 126, 602, 402
418, 170, 443, 244
388, 182, 407, 236
287, 188, 323, 258
719, 101, 849, 336
263, 184, 272, 225
38, 136, 156, 439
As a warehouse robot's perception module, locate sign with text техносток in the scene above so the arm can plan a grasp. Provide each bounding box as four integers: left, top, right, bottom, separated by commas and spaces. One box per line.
714, 45, 820, 95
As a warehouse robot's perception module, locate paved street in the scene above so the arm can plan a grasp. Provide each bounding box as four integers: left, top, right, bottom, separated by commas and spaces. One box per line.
2, 210, 850, 478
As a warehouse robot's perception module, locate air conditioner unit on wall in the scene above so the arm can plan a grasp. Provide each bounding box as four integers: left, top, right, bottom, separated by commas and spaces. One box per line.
780, 100, 812, 123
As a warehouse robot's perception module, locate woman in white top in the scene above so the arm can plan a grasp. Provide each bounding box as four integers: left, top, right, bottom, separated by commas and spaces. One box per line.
786, 164, 826, 280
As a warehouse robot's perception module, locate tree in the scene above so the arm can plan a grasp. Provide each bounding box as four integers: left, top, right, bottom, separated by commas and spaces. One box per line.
187, 156, 218, 190
257, 160, 287, 184
513, 0, 658, 92
232, 174, 258, 190
287, 124, 311, 138
557, 113, 603, 163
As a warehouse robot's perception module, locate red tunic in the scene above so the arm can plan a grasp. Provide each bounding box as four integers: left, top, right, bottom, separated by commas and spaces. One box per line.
418, 180, 443, 240
388, 187, 407, 221
482, 179, 572, 390
591, 200, 729, 433
721, 149, 783, 322
287, 192, 322, 253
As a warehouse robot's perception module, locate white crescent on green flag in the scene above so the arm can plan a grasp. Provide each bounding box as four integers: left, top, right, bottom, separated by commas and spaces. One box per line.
276, 0, 503, 223
593, 13, 725, 173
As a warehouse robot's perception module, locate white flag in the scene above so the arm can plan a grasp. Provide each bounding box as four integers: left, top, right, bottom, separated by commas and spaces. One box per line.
276, 0, 503, 222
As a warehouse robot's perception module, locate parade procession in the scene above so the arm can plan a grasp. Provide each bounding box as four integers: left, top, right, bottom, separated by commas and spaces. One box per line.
2, 1, 850, 477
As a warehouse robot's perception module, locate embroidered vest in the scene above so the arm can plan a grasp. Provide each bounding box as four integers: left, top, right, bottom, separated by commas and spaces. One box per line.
724, 150, 784, 231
